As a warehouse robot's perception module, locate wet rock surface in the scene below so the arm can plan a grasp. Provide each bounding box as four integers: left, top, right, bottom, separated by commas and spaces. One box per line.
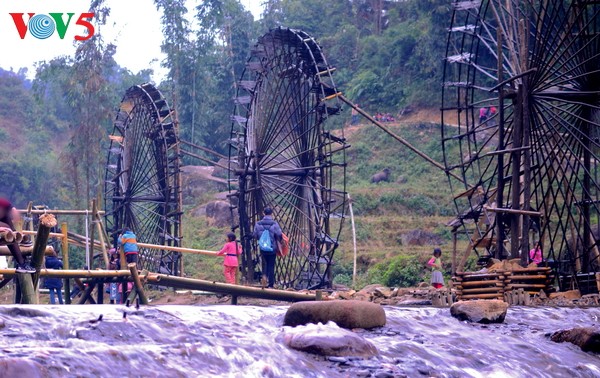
0, 305, 599, 377
450, 300, 509, 323
282, 322, 378, 357
550, 327, 600, 353
284, 300, 386, 329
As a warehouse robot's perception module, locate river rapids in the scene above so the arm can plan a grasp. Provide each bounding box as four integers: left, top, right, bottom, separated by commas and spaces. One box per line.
0, 304, 598, 377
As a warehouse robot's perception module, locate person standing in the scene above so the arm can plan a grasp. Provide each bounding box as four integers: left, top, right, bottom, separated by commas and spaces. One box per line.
529, 241, 543, 265
427, 248, 445, 289
0, 198, 35, 273
44, 250, 64, 304
118, 228, 139, 265
217, 232, 242, 284
479, 107, 488, 125
253, 207, 282, 288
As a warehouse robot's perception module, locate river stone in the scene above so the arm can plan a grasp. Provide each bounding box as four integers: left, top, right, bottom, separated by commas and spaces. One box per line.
0, 358, 46, 378
450, 300, 508, 324
550, 327, 600, 353
549, 290, 581, 301
282, 321, 378, 357
284, 300, 386, 329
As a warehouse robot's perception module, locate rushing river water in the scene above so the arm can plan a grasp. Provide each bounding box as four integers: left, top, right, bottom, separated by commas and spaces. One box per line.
0, 304, 598, 377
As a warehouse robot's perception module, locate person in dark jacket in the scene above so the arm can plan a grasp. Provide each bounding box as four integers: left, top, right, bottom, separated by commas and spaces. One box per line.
253, 207, 283, 288
44, 251, 64, 304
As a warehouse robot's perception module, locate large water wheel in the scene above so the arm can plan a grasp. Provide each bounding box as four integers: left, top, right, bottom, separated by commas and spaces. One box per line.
104, 83, 182, 275
443, 1, 600, 292
230, 28, 348, 289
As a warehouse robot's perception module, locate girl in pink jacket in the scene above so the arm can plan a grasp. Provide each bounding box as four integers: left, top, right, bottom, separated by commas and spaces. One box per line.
217, 232, 242, 284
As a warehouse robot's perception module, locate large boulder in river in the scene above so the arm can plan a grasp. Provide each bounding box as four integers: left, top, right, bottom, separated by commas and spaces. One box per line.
282, 321, 378, 357
550, 327, 600, 353
283, 300, 386, 329
0, 358, 46, 378
450, 300, 508, 324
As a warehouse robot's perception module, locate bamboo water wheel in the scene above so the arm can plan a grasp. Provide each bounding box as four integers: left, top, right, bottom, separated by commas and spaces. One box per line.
230, 28, 348, 289
104, 83, 183, 275
443, 0, 600, 293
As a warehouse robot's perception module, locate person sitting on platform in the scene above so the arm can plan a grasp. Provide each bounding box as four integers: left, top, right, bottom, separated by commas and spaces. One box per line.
118, 228, 139, 265
217, 232, 242, 284
0, 198, 35, 273
44, 250, 64, 304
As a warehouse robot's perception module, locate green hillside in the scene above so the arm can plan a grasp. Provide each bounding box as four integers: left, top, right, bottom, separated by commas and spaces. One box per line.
179, 119, 467, 288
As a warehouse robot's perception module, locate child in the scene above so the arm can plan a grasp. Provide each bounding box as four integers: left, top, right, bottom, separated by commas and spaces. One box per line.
529, 241, 543, 265
427, 248, 444, 289
217, 232, 242, 284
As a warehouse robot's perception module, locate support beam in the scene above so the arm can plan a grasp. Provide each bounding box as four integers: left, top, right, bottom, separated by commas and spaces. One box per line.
147, 274, 316, 302
0, 268, 132, 278
32, 213, 58, 288
128, 263, 149, 305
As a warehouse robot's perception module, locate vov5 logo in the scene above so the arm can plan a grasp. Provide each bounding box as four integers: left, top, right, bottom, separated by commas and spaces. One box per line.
10, 13, 95, 41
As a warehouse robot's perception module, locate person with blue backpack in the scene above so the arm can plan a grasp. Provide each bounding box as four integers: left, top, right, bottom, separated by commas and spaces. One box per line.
118, 228, 139, 265
253, 207, 282, 288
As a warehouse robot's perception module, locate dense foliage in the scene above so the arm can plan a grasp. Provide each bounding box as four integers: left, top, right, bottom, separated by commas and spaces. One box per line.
0, 0, 451, 208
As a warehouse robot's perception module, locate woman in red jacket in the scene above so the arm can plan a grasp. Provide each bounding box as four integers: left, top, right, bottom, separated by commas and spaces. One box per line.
216, 232, 242, 284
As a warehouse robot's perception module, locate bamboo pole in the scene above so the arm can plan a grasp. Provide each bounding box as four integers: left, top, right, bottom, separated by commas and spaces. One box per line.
348, 193, 358, 288
89, 201, 96, 269
32, 214, 58, 288
17, 275, 37, 304
146, 274, 317, 302
137, 243, 218, 256
61, 222, 70, 304
0, 269, 132, 278
16, 209, 106, 215
93, 201, 109, 270
21, 230, 63, 238
128, 263, 149, 305
0, 246, 54, 256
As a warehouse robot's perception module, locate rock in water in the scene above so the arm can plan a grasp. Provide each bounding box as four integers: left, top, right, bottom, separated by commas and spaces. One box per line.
550, 327, 600, 353
282, 322, 378, 357
0, 358, 46, 378
284, 300, 386, 329
450, 300, 508, 324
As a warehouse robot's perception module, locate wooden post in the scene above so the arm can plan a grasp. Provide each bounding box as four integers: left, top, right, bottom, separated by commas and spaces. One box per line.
89, 201, 96, 269
93, 203, 110, 270
128, 263, 149, 305
61, 222, 71, 304
97, 281, 104, 304
316, 290, 323, 301
32, 213, 58, 288
452, 230, 458, 275
495, 29, 506, 260
17, 275, 37, 304
348, 194, 358, 288
231, 295, 238, 305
